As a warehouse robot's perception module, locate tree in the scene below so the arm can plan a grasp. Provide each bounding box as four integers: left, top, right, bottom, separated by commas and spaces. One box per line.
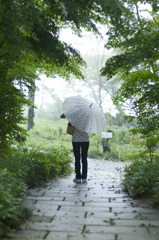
39, 83, 63, 120
27, 79, 36, 131
0, 0, 123, 153
81, 35, 122, 110
101, 0, 159, 157
0, 78, 28, 153
60, 32, 122, 112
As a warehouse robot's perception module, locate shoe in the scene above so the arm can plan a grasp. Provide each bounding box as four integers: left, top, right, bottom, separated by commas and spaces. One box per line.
82, 179, 87, 183
73, 178, 81, 183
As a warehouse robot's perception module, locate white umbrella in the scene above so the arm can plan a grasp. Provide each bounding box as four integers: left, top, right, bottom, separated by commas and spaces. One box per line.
62, 95, 106, 134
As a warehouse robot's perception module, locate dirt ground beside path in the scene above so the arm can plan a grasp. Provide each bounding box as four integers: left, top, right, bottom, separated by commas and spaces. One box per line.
9, 158, 159, 240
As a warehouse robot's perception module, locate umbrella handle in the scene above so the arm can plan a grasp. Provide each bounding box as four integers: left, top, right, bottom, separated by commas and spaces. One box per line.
90, 103, 93, 107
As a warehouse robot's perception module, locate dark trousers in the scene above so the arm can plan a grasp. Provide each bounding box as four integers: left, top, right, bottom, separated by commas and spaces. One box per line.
72, 142, 89, 179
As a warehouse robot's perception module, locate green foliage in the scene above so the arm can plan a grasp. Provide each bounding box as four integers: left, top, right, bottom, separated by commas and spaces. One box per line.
106, 127, 159, 162
27, 117, 159, 163
106, 128, 132, 160
0, 125, 73, 238
101, 0, 159, 159
128, 128, 159, 162
0, 147, 72, 188
1, 0, 119, 153
0, 170, 31, 238
25, 118, 72, 150
123, 161, 159, 206
89, 134, 103, 155
0, 79, 29, 154
26, 118, 105, 155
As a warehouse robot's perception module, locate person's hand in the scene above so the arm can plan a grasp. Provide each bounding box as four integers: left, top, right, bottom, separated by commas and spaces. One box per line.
60, 113, 65, 118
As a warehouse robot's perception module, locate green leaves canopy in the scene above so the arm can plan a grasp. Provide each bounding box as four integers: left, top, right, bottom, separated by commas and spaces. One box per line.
0, 0, 123, 152
101, 0, 159, 137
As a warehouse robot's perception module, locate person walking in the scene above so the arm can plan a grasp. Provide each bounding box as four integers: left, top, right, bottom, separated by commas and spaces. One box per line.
60, 113, 89, 183
60, 95, 106, 183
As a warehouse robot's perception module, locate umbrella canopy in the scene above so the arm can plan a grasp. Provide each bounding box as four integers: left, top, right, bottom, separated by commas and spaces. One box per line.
62, 95, 106, 134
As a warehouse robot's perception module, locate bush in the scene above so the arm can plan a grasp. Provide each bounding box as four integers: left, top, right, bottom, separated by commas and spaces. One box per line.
122, 161, 159, 206
103, 128, 135, 160
0, 146, 73, 188
89, 134, 103, 155
0, 170, 31, 238
0, 146, 73, 238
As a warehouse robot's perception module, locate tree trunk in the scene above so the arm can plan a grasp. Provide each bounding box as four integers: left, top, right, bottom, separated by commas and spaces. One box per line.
27, 80, 35, 131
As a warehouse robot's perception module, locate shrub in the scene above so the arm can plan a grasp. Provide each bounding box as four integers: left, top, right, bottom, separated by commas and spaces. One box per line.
0, 170, 31, 238
0, 146, 73, 188
122, 161, 159, 206
152, 185, 159, 206
0, 145, 73, 238
89, 134, 103, 155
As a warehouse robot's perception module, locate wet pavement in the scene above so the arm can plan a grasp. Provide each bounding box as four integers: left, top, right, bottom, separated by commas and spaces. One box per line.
11, 158, 159, 240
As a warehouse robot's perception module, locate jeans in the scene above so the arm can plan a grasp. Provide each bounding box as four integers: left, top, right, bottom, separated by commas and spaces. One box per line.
72, 142, 89, 179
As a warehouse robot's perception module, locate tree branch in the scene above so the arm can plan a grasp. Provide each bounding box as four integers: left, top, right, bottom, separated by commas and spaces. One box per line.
0, 52, 9, 58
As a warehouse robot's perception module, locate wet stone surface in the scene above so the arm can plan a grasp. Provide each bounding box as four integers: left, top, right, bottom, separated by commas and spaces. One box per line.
10, 158, 159, 240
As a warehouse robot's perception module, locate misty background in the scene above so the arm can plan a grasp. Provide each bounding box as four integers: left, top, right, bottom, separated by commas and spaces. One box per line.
34, 28, 122, 121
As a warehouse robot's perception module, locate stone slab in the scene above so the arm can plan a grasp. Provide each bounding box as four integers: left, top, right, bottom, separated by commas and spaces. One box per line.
53, 210, 85, 218
46, 232, 159, 240
114, 219, 159, 227
84, 225, 159, 234
26, 196, 64, 201
10, 230, 47, 240
52, 217, 111, 226
46, 232, 114, 240
21, 222, 83, 233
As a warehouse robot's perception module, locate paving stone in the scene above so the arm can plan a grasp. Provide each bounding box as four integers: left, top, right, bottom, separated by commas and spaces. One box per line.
58, 205, 131, 213
84, 197, 132, 202
116, 233, 159, 240
59, 205, 104, 212
84, 202, 133, 207
46, 232, 80, 240
29, 215, 53, 223
32, 206, 58, 216
57, 201, 85, 206
10, 230, 47, 240
86, 206, 159, 214
53, 210, 85, 218
52, 216, 111, 226
141, 213, 159, 220
64, 197, 123, 204
43, 192, 83, 197
26, 196, 64, 201
27, 190, 46, 196
47, 232, 159, 240
46, 232, 114, 240
33, 204, 58, 210
84, 225, 159, 234
86, 211, 139, 219
65, 194, 128, 201
21, 222, 83, 232
114, 219, 159, 227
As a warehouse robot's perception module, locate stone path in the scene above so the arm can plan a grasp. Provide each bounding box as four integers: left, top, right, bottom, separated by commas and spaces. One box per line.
12, 158, 159, 240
